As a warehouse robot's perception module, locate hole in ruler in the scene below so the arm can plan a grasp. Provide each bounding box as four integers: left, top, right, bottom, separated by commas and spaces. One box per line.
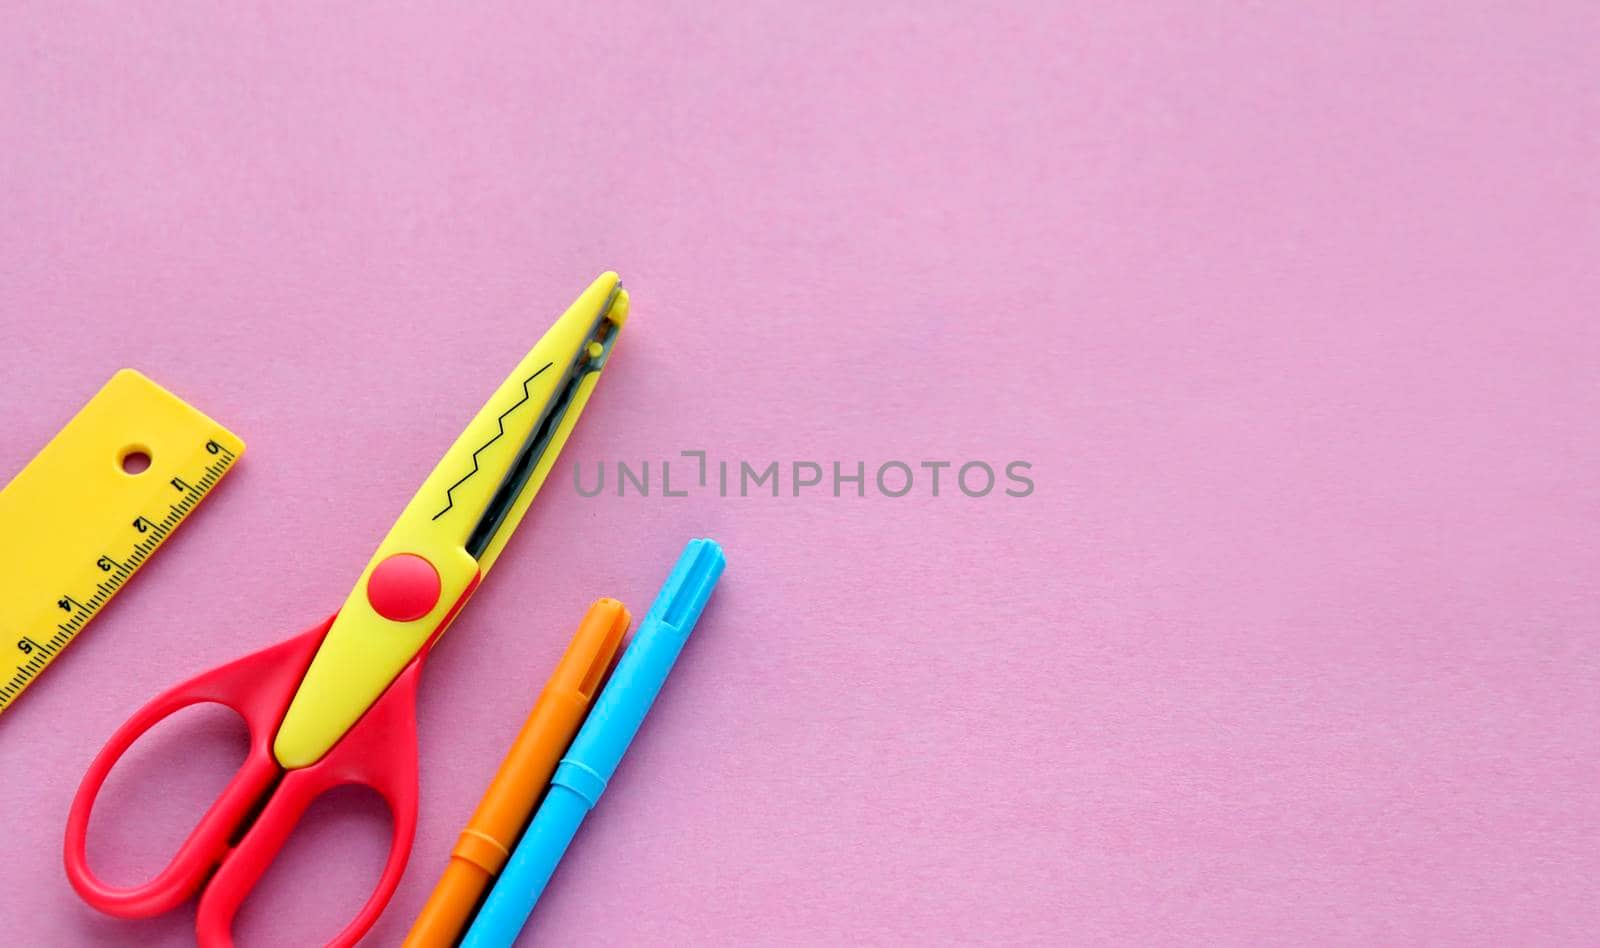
119, 447, 152, 475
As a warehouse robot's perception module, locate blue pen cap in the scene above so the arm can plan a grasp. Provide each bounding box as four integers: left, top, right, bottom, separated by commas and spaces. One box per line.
552, 537, 726, 800
650, 538, 726, 632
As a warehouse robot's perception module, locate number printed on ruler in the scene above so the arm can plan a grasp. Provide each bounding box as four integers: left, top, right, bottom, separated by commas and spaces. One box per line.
1, 441, 236, 707
0, 370, 245, 714
3, 440, 238, 709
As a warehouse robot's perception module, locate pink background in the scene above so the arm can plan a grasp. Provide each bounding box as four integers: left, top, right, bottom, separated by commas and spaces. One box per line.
2, 2, 1596, 945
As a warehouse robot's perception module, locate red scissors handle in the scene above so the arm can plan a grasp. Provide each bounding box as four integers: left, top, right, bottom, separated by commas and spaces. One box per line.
64, 614, 422, 947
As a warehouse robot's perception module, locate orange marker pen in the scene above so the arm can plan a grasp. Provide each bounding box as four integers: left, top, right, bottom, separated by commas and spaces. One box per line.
404, 598, 630, 948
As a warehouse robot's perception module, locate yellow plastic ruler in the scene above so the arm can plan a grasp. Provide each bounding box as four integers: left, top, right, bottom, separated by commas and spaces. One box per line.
0, 370, 244, 714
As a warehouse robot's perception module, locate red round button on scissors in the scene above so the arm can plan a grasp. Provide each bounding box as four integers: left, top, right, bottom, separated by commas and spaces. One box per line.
64, 274, 628, 947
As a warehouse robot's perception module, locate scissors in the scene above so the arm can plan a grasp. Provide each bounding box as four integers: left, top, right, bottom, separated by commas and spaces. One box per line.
64, 272, 629, 947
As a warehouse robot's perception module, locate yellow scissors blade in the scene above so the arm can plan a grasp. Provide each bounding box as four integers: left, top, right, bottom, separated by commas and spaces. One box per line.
272, 272, 628, 768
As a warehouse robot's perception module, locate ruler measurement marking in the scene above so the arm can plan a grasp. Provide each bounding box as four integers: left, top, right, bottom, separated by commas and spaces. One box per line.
0, 438, 238, 712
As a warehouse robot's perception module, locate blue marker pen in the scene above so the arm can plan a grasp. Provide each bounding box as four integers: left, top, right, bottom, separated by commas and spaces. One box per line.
461, 538, 726, 947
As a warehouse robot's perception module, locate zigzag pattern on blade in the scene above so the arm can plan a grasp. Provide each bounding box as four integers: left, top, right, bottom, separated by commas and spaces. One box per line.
432, 362, 554, 520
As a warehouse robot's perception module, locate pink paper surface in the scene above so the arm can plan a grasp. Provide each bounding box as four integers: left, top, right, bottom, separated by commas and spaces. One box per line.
1, 3, 1596, 945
